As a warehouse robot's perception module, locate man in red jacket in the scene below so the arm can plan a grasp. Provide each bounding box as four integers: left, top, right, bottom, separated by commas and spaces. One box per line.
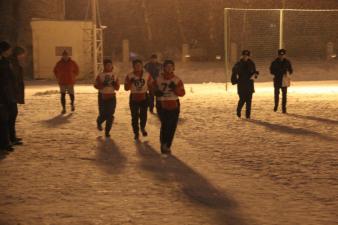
53, 50, 79, 114
152, 60, 185, 154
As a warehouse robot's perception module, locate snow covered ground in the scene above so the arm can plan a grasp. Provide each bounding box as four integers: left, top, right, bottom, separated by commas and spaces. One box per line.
0, 80, 337, 225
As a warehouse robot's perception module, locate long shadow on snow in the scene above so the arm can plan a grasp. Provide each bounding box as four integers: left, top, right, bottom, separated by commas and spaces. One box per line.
286, 113, 338, 125
95, 137, 127, 174
135, 141, 249, 225
41, 113, 73, 127
247, 119, 337, 142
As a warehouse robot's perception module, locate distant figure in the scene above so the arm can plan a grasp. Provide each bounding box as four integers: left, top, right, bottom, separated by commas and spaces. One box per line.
152, 60, 185, 154
53, 50, 79, 114
0, 41, 16, 151
94, 59, 120, 137
124, 59, 153, 140
231, 50, 259, 119
8, 46, 27, 146
270, 49, 293, 113
144, 54, 162, 113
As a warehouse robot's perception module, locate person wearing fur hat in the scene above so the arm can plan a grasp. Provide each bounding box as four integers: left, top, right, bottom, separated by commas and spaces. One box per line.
231, 50, 259, 119
270, 49, 293, 113
152, 59, 185, 154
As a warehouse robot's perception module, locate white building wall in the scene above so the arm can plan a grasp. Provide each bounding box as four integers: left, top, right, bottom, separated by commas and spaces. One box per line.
31, 19, 93, 79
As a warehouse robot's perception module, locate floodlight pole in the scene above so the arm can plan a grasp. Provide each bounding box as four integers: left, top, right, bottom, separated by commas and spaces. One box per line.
92, 0, 98, 78
224, 8, 230, 91
279, 9, 284, 49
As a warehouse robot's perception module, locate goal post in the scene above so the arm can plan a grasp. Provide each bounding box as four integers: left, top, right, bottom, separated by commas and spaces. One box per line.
224, 8, 338, 89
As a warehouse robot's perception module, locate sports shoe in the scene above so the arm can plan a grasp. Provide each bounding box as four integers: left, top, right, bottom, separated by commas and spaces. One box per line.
273, 106, 278, 112
97, 122, 103, 131
11, 140, 23, 145
161, 144, 171, 155
236, 111, 241, 118
1, 145, 14, 152
134, 133, 139, 140
141, 129, 148, 137
14, 137, 22, 142
71, 104, 75, 112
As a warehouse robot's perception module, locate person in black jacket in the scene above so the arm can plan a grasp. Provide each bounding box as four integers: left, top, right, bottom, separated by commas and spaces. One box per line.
7, 47, 26, 146
231, 50, 259, 119
270, 49, 293, 113
0, 41, 16, 151
144, 54, 162, 113
11, 47, 26, 105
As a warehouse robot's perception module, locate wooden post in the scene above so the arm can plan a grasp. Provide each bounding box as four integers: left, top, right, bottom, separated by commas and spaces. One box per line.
182, 43, 189, 62
122, 39, 130, 63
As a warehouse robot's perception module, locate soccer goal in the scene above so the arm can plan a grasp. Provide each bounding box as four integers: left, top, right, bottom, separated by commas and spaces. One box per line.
224, 8, 338, 89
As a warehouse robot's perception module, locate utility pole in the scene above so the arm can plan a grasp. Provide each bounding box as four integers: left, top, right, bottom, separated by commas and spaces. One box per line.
92, 0, 98, 77
91, 0, 103, 78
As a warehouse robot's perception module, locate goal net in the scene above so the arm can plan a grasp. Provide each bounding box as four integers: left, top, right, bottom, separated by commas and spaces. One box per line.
224, 8, 338, 88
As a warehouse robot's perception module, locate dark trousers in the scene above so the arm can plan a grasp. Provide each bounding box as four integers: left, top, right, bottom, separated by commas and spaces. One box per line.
61, 93, 75, 108
274, 87, 287, 111
237, 92, 253, 118
129, 97, 148, 135
97, 94, 116, 134
148, 93, 155, 112
158, 105, 180, 148
0, 105, 10, 148
8, 103, 18, 141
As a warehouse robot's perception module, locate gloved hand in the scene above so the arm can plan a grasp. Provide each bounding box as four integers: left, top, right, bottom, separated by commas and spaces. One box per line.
130, 77, 135, 84
154, 90, 164, 97
168, 81, 177, 90
103, 79, 110, 86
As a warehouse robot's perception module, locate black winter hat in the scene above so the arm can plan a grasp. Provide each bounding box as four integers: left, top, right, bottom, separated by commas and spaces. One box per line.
278, 49, 286, 55
163, 59, 175, 67
103, 59, 112, 65
0, 41, 11, 54
132, 59, 143, 66
242, 50, 250, 56
150, 54, 158, 59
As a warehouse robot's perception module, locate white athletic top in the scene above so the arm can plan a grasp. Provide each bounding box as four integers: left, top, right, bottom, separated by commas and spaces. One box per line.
97, 72, 118, 94
126, 72, 151, 94
155, 74, 181, 101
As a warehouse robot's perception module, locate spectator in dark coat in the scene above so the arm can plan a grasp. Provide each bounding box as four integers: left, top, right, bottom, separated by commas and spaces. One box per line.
270, 49, 293, 113
144, 54, 162, 113
11, 47, 26, 104
0, 41, 16, 151
231, 50, 259, 119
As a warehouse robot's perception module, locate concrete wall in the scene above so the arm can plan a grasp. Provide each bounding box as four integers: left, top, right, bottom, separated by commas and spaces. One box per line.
31, 20, 93, 79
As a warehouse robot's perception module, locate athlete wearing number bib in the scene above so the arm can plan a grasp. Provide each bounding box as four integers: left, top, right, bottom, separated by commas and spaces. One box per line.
94, 59, 120, 137
125, 59, 153, 140
153, 60, 185, 154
